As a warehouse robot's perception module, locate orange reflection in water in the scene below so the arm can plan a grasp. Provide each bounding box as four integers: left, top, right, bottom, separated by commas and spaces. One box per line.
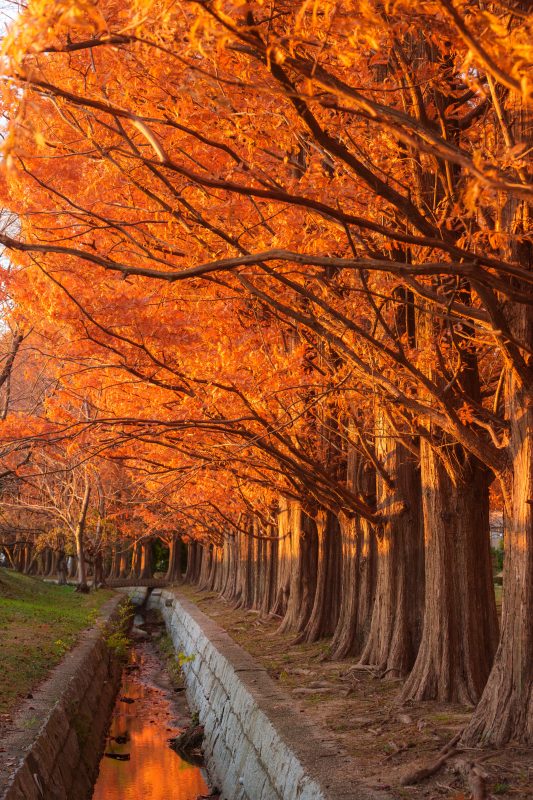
92, 646, 208, 800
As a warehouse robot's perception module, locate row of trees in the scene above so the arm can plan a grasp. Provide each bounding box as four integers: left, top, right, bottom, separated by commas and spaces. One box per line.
0, 0, 531, 746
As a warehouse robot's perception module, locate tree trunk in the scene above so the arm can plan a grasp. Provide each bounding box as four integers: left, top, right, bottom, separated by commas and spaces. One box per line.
108, 544, 119, 579
330, 510, 377, 660
93, 551, 105, 588
22, 544, 34, 574
400, 440, 498, 704
359, 421, 424, 677
139, 540, 154, 579
297, 508, 341, 643
278, 502, 318, 635
129, 541, 142, 580
166, 537, 184, 583
47, 549, 59, 578
331, 444, 377, 660
220, 536, 238, 601
57, 550, 67, 585
260, 528, 279, 618
234, 523, 253, 609
270, 499, 292, 618
74, 481, 91, 593
67, 555, 77, 579
118, 545, 130, 578
463, 301, 533, 744
197, 544, 213, 590
185, 540, 203, 584
184, 540, 196, 583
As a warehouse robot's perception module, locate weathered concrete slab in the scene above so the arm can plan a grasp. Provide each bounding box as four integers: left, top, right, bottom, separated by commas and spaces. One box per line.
115, 585, 149, 606
149, 590, 389, 800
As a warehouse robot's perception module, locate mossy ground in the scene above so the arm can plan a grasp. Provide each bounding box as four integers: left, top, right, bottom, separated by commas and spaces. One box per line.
0, 569, 114, 715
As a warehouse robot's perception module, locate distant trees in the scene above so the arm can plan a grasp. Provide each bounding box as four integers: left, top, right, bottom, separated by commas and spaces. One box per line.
0, 0, 530, 744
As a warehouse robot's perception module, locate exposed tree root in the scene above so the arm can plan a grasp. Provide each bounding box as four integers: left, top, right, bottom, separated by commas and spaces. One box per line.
399, 733, 462, 786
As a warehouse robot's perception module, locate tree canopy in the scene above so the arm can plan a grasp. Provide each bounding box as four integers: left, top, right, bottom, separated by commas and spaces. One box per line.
0, 0, 531, 746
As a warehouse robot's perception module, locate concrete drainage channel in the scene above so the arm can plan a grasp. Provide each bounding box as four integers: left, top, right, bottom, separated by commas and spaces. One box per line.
148, 588, 388, 800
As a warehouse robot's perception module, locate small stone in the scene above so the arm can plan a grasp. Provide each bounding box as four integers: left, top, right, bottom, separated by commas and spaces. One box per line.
131, 626, 150, 641
398, 714, 413, 725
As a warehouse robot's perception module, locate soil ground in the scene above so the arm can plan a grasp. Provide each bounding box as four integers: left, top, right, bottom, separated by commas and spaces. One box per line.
0, 569, 114, 725
177, 585, 532, 800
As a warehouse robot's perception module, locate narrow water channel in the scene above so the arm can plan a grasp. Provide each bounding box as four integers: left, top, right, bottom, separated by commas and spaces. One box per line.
91, 639, 209, 800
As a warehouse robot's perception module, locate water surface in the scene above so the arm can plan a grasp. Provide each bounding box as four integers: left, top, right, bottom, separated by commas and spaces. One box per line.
92, 642, 208, 800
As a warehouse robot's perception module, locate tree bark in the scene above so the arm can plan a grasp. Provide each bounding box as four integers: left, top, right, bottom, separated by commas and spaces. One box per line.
118, 545, 130, 579
129, 540, 142, 580
166, 536, 184, 583
278, 501, 318, 635
297, 508, 341, 643
139, 540, 154, 579
330, 438, 377, 660
67, 555, 77, 579
108, 544, 119, 579
400, 439, 498, 704
47, 549, 59, 578
359, 421, 424, 677
74, 480, 91, 592
270, 498, 292, 618
260, 527, 279, 618
234, 523, 253, 609
57, 550, 67, 585
463, 302, 533, 744
220, 536, 238, 601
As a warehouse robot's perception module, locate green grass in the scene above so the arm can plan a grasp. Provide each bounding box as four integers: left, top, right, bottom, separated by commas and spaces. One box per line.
0, 569, 114, 714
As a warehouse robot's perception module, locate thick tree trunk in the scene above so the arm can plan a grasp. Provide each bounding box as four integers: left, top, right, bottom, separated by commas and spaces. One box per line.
251, 520, 263, 610
166, 537, 184, 583
139, 540, 154, 579
270, 499, 292, 618
184, 540, 196, 583
463, 301, 533, 744
185, 540, 203, 584
129, 541, 142, 580
400, 440, 498, 704
278, 502, 318, 635
260, 529, 278, 618
330, 509, 377, 660
211, 546, 224, 593
234, 523, 253, 609
197, 544, 213, 590
297, 508, 341, 643
118, 545, 130, 578
220, 536, 238, 601
359, 423, 424, 676
330, 443, 377, 660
